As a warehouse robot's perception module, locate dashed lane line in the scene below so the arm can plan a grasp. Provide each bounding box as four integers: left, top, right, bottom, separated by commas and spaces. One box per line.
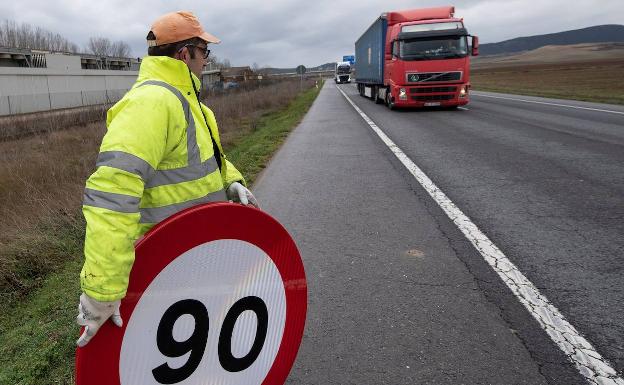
471, 92, 624, 116
337, 86, 624, 385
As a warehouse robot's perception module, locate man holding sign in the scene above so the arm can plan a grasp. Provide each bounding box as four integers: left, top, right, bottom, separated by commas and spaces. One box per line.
76, 11, 258, 346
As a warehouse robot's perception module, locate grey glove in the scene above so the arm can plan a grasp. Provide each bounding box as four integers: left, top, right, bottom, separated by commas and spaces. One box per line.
226, 182, 259, 208
76, 293, 123, 347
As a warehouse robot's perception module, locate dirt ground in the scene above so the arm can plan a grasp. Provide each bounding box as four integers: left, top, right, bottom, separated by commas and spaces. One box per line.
471, 58, 624, 105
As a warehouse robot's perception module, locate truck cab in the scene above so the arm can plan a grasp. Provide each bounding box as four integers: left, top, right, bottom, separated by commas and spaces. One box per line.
386, 15, 474, 108
334, 62, 352, 84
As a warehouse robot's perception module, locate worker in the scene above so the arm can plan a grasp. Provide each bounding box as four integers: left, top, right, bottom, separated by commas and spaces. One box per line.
75, 11, 258, 347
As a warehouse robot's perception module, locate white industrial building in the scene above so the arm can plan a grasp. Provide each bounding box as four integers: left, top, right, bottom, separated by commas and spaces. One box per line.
0, 47, 225, 116
0, 48, 139, 116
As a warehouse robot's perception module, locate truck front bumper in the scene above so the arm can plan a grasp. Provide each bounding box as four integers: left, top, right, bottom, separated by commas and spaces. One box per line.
336, 75, 351, 84
392, 84, 469, 107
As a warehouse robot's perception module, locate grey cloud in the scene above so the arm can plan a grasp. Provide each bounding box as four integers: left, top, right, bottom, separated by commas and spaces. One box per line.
1, 0, 622, 67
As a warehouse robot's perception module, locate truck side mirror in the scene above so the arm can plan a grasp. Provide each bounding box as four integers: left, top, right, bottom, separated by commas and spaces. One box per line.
471, 36, 479, 56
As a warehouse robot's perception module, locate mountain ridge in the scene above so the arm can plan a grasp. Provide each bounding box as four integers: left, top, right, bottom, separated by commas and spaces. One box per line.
479, 24, 624, 56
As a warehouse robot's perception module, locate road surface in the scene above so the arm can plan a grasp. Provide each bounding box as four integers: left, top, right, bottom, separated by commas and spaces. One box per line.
253, 82, 624, 384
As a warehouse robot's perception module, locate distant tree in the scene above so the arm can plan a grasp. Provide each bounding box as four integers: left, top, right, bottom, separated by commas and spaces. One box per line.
87, 37, 111, 56
0, 19, 78, 52
206, 55, 232, 69
111, 40, 131, 57
86, 37, 132, 58
251, 62, 259, 71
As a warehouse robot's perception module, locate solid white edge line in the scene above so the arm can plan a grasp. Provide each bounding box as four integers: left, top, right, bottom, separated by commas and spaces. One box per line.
337, 86, 624, 385
471, 92, 624, 116
457, 106, 469, 111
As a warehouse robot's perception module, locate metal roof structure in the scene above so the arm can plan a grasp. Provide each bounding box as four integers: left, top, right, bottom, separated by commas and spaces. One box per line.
0, 47, 140, 70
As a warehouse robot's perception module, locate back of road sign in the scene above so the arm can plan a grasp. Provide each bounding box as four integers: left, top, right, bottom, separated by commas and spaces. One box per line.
75, 202, 307, 385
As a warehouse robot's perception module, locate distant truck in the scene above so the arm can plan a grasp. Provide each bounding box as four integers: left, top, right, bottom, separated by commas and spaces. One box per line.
355, 6, 479, 109
334, 61, 352, 84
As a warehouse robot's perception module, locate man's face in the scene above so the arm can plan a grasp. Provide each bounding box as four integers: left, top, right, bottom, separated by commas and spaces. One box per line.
178, 43, 209, 79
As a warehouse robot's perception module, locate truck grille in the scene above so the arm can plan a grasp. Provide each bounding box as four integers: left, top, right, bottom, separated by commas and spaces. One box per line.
411, 95, 455, 101
406, 72, 462, 83
410, 86, 457, 93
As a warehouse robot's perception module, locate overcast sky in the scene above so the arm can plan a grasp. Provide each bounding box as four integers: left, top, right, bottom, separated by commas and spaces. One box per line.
1, 0, 622, 68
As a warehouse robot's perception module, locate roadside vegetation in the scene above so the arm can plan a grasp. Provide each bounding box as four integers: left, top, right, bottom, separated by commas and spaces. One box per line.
0, 78, 322, 384
471, 59, 624, 105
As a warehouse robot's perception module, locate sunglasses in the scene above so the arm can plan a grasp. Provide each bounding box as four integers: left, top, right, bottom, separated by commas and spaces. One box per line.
178, 44, 210, 59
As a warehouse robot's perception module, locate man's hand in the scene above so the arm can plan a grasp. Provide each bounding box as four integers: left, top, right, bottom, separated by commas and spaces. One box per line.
76, 293, 123, 347
226, 182, 259, 208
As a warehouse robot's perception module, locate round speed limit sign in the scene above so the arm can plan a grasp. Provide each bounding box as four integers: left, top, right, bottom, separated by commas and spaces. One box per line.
76, 202, 307, 385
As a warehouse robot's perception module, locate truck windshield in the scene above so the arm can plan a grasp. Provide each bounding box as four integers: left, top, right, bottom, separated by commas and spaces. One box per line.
336, 65, 351, 74
399, 36, 468, 60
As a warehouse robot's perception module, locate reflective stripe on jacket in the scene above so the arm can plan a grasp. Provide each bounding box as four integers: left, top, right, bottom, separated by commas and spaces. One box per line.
81, 56, 244, 301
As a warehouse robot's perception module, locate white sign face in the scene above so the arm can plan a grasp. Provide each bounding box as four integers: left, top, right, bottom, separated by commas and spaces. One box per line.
120, 239, 287, 385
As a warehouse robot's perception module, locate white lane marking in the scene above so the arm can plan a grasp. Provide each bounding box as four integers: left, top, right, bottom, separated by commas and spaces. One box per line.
337, 87, 624, 385
457, 106, 469, 111
472, 92, 624, 116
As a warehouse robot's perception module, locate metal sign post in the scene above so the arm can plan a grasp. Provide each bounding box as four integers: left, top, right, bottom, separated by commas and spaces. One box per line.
296, 65, 306, 91
76, 202, 307, 385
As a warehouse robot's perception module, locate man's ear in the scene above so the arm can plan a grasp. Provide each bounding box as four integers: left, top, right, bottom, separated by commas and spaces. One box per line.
175, 47, 187, 61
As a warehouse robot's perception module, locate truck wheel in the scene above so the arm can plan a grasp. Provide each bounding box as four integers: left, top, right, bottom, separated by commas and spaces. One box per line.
386, 91, 395, 110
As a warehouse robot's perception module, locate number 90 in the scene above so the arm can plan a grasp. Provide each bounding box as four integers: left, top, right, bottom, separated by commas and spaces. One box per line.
152, 296, 269, 384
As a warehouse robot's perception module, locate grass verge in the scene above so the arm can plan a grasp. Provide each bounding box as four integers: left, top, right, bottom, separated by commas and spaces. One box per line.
225, 81, 322, 185
0, 82, 322, 384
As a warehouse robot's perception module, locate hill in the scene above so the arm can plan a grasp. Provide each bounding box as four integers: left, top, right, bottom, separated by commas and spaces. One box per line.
472, 42, 624, 68
263, 62, 336, 75
479, 25, 624, 56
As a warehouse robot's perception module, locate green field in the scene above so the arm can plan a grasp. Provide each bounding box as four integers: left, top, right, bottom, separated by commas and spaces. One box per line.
0, 82, 322, 384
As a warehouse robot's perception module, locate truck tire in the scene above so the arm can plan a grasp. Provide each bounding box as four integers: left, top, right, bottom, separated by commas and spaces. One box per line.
386, 90, 395, 110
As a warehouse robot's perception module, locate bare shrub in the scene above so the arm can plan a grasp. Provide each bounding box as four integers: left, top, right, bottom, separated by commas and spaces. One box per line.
204, 78, 316, 147
0, 105, 108, 141
0, 123, 104, 298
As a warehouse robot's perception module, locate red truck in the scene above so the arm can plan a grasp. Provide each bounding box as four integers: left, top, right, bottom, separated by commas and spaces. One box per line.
354, 6, 479, 109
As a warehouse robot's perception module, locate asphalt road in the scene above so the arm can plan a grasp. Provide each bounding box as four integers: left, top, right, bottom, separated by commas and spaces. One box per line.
253, 82, 623, 384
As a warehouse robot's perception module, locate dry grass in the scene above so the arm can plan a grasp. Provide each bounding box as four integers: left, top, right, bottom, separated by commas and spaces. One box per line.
205, 79, 316, 147
0, 78, 314, 300
0, 105, 108, 140
0, 123, 104, 300
471, 59, 624, 105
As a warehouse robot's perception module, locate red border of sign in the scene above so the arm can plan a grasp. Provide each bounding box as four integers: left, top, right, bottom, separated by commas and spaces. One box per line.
75, 202, 307, 385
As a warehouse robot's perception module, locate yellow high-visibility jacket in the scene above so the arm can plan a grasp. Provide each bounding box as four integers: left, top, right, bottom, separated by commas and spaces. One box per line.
81, 56, 244, 301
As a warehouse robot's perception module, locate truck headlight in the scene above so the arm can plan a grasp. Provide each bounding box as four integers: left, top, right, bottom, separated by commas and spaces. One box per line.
399, 88, 407, 100
459, 86, 467, 98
